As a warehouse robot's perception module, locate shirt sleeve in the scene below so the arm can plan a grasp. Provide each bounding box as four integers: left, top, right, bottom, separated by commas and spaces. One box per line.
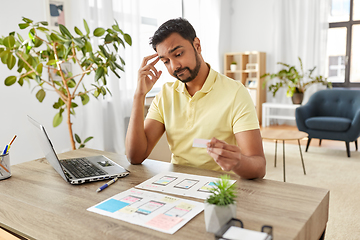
145, 90, 164, 124
232, 86, 260, 133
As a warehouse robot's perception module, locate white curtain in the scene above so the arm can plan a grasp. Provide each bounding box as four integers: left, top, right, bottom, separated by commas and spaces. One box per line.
183, 0, 222, 72
68, 0, 140, 154
269, 0, 330, 105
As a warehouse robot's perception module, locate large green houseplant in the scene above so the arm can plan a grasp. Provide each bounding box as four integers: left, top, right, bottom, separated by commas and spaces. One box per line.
0, 17, 131, 149
204, 175, 237, 233
261, 57, 332, 104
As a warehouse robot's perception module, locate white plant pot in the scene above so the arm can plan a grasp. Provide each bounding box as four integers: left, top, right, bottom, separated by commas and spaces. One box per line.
204, 202, 237, 233
230, 64, 237, 72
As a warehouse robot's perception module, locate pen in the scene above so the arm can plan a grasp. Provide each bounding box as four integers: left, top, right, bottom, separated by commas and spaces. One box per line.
2, 145, 8, 155
96, 177, 118, 192
0, 145, 10, 173
6, 135, 17, 154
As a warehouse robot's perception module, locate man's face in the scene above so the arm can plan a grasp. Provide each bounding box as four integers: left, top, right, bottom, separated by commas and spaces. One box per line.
157, 33, 201, 83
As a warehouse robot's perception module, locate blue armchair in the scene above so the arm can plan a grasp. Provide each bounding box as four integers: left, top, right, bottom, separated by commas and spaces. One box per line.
296, 89, 360, 157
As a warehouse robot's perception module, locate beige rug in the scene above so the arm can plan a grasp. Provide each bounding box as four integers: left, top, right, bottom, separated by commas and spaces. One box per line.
262, 140, 360, 239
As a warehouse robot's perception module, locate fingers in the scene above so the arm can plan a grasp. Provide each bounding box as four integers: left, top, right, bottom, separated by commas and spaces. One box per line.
139, 54, 162, 81
206, 137, 241, 171
207, 137, 239, 153
141, 53, 160, 68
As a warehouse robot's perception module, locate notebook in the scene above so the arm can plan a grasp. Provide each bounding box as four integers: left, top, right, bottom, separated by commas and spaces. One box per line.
28, 115, 129, 184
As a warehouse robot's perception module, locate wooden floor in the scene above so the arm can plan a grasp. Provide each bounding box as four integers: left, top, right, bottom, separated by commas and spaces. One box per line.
261, 124, 358, 152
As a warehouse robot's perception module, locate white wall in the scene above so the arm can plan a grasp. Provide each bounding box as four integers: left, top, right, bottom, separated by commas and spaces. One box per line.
0, 0, 72, 165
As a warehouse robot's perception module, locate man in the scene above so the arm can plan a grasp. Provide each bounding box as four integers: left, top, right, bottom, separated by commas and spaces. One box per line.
125, 18, 266, 179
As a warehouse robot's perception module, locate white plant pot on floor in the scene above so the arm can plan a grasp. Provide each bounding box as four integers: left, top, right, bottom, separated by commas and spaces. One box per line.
204, 202, 237, 233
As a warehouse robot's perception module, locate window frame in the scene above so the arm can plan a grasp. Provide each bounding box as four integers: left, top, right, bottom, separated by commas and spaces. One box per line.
330, 0, 360, 87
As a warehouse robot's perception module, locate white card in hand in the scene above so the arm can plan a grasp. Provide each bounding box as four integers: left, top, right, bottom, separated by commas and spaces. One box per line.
192, 138, 210, 148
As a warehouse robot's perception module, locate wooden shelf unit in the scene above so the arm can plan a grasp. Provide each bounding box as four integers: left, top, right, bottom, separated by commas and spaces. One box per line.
224, 51, 266, 124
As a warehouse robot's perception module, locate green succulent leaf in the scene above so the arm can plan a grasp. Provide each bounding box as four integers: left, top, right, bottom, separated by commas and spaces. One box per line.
205, 175, 236, 206
4, 76, 17, 86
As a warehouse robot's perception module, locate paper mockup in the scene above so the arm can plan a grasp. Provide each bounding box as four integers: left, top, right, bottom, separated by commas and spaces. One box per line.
87, 188, 204, 234
135, 172, 237, 200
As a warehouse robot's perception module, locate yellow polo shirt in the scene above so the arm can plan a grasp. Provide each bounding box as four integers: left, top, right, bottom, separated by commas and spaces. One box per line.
146, 67, 259, 171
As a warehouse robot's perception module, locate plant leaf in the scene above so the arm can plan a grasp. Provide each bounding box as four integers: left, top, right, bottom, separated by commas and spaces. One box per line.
124, 34, 132, 46
22, 17, 33, 23
80, 93, 90, 105
4, 76, 17, 86
59, 24, 72, 38
19, 23, 29, 29
74, 26, 83, 36
53, 112, 63, 127
3, 35, 15, 49
74, 134, 81, 143
95, 67, 104, 82
83, 19, 90, 35
84, 136, 93, 143
36, 89, 46, 102
7, 54, 16, 70
93, 27, 105, 37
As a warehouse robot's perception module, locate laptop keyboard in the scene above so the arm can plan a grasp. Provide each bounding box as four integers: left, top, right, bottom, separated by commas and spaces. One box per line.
61, 158, 107, 179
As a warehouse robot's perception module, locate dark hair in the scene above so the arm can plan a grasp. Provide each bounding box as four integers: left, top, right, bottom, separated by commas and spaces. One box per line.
150, 18, 197, 51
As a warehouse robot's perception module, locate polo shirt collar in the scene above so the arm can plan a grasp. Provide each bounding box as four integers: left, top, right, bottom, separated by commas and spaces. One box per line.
175, 64, 216, 94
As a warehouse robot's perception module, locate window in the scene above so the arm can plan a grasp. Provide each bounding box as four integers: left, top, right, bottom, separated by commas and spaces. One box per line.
326, 0, 360, 86
139, 0, 183, 93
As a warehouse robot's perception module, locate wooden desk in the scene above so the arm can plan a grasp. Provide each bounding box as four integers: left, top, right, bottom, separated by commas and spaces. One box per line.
0, 148, 329, 240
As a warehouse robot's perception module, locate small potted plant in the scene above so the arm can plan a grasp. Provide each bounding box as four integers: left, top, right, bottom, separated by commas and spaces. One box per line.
261, 57, 332, 104
230, 61, 237, 72
204, 175, 237, 233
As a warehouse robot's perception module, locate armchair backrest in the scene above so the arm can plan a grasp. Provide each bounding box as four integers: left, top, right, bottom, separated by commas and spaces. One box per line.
306, 89, 360, 119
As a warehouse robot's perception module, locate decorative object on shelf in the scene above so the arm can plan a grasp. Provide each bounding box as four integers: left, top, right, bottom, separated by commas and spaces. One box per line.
261, 57, 332, 104
0, 17, 132, 150
230, 61, 237, 72
246, 63, 258, 71
246, 78, 257, 88
204, 175, 237, 234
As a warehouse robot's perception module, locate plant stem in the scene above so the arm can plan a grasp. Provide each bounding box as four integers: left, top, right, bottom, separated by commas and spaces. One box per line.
53, 42, 76, 150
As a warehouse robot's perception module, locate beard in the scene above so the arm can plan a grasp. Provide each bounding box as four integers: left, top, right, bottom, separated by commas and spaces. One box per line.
173, 48, 201, 83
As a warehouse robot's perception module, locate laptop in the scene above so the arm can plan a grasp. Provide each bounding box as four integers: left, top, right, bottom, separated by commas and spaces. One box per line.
28, 115, 129, 184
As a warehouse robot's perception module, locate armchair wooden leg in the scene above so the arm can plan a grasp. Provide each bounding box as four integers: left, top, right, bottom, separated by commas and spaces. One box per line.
346, 142, 350, 157
355, 140, 358, 151
305, 138, 311, 152
319, 139, 322, 146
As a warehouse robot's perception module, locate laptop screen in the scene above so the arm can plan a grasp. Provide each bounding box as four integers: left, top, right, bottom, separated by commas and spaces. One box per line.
28, 115, 69, 182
